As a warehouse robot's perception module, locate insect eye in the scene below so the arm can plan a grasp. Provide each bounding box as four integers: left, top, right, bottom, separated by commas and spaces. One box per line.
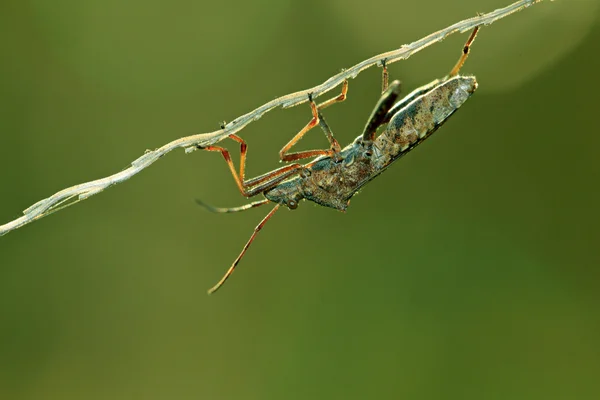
288, 200, 298, 209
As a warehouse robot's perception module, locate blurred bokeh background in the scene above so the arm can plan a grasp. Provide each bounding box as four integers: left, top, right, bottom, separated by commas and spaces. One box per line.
1, 1, 599, 399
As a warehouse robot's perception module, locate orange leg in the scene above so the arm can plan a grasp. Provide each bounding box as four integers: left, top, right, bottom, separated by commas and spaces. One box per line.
316, 79, 348, 110
449, 26, 479, 77
200, 134, 305, 197
279, 80, 348, 162
208, 204, 281, 294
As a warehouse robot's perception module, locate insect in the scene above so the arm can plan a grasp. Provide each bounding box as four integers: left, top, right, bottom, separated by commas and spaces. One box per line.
197, 27, 480, 294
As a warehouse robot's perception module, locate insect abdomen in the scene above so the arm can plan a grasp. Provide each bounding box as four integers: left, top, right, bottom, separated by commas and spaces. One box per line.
372, 75, 477, 169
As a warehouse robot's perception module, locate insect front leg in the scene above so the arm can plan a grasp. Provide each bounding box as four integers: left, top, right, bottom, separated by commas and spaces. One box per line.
199, 134, 305, 197
279, 81, 349, 162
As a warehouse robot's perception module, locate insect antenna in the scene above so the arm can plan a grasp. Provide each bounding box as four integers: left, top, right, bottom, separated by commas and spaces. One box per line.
207, 204, 280, 294
449, 26, 479, 77
195, 198, 270, 213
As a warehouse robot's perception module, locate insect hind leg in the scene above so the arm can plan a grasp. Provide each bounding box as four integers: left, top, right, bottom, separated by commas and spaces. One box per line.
449, 26, 479, 77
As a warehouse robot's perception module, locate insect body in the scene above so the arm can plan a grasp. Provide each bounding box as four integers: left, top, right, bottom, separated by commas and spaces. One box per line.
198, 28, 480, 294
264, 75, 477, 212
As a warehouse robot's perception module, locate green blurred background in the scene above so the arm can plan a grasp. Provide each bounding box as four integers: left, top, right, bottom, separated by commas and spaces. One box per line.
1, 1, 599, 399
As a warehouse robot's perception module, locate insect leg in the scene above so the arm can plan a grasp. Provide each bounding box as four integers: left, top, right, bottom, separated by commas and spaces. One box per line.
316, 110, 341, 155
199, 134, 302, 197
279, 98, 325, 161
279, 81, 349, 162
195, 161, 307, 216
207, 204, 281, 294
199, 133, 249, 195
361, 80, 402, 142
449, 26, 479, 77
315, 79, 348, 110
242, 164, 306, 196
381, 59, 389, 93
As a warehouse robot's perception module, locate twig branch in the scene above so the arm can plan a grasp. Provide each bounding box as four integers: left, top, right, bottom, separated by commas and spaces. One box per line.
0, 0, 546, 237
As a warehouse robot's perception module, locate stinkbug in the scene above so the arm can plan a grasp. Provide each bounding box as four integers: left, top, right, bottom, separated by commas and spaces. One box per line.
197, 27, 480, 294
